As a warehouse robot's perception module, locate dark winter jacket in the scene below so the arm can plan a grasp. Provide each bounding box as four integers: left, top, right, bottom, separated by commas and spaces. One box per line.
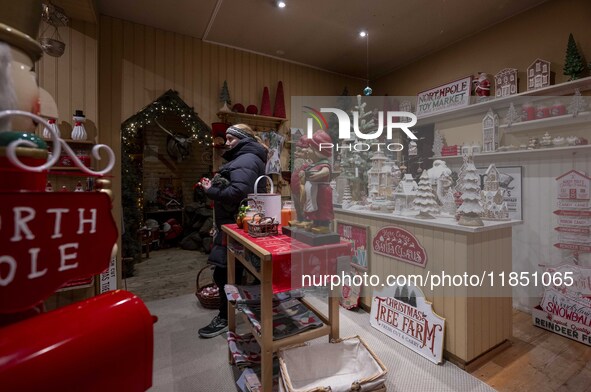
205, 138, 267, 267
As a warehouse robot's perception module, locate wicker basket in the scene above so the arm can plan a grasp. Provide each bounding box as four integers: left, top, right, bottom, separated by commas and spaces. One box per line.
195, 265, 220, 309
278, 335, 387, 392
247, 213, 279, 237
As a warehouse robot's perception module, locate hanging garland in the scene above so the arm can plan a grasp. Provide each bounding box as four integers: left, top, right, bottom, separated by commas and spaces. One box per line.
122, 89, 212, 151
120, 90, 212, 254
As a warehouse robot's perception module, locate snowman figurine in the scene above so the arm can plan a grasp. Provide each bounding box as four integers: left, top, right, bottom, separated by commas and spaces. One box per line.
71, 110, 87, 141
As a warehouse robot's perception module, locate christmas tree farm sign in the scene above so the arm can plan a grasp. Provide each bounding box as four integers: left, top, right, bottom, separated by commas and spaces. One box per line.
370, 284, 445, 364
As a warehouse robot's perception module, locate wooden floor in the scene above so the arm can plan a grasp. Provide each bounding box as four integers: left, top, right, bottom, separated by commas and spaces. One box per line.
470, 309, 591, 392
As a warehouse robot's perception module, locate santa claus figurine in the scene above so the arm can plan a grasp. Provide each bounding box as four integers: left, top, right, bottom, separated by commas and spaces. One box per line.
302, 130, 334, 233
473, 72, 491, 99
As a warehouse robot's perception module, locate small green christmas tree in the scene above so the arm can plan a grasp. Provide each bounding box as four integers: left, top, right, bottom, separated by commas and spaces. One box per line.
563, 33, 586, 81
220, 80, 231, 105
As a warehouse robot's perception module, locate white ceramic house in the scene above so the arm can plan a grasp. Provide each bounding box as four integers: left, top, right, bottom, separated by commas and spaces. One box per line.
482, 109, 499, 152
367, 151, 387, 200
480, 164, 509, 220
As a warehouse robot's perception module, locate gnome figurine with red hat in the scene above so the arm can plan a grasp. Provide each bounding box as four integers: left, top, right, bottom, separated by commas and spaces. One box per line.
302, 130, 334, 233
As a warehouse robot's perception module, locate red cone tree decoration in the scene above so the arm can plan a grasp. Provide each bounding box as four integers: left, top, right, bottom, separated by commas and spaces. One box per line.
260, 87, 272, 116
273, 81, 286, 118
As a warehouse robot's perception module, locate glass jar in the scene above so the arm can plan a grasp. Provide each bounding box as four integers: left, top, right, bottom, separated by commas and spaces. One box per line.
521, 102, 535, 121
281, 200, 295, 227
242, 212, 254, 233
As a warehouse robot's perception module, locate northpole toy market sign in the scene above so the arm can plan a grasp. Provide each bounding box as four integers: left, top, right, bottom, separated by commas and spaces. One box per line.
416, 76, 472, 116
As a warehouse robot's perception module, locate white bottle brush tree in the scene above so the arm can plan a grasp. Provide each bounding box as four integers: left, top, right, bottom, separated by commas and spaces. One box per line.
340, 95, 375, 180
457, 160, 484, 226
412, 170, 440, 219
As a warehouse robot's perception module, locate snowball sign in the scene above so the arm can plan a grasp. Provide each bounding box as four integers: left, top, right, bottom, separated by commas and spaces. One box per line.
0, 192, 118, 313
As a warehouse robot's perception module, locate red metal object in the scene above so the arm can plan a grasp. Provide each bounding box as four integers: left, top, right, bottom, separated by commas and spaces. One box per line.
0, 156, 48, 192
0, 290, 154, 391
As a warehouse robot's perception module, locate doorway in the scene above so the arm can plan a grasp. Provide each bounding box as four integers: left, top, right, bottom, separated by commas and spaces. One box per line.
120, 90, 213, 302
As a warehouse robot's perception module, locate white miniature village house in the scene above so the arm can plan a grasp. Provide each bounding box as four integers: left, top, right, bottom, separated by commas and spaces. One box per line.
482, 109, 499, 152
393, 173, 418, 214
481, 164, 510, 220
367, 151, 388, 200
527, 58, 552, 90
494, 68, 518, 97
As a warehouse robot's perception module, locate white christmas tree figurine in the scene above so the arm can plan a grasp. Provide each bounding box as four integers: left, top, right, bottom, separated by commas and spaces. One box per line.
412, 171, 440, 219
432, 130, 445, 156
457, 160, 484, 226
504, 103, 521, 126
568, 88, 588, 117
342, 184, 353, 209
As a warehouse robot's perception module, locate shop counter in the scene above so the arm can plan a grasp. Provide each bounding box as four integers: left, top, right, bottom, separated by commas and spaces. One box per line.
334, 208, 522, 369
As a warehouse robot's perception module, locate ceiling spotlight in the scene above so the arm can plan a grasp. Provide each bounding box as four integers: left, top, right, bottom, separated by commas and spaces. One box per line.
276, 1, 286, 8
359, 31, 367, 38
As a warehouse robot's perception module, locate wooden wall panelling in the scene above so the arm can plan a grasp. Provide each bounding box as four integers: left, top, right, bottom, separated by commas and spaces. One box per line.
154, 28, 165, 96
97, 16, 363, 288
83, 21, 97, 124
453, 231, 467, 361
133, 23, 145, 121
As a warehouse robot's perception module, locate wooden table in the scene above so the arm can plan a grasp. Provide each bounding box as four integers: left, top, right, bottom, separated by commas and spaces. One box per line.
222, 224, 351, 391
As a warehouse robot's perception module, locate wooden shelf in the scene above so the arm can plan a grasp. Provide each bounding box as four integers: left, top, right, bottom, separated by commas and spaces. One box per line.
217, 111, 287, 130
417, 76, 591, 125
500, 111, 591, 133
431, 144, 591, 161
43, 138, 95, 145
50, 166, 89, 172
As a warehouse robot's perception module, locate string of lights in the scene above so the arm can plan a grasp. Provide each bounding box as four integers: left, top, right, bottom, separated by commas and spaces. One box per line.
121, 89, 212, 220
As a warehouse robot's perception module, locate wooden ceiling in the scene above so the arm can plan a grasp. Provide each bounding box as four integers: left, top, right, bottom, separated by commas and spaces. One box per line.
56, 0, 549, 79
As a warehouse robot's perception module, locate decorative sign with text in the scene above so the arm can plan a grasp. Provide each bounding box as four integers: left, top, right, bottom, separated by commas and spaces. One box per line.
0, 192, 118, 313
373, 226, 428, 268
416, 76, 472, 116
370, 284, 445, 364
546, 264, 591, 297
554, 170, 591, 253
540, 287, 591, 327
532, 306, 591, 347
556, 170, 590, 200
336, 221, 368, 269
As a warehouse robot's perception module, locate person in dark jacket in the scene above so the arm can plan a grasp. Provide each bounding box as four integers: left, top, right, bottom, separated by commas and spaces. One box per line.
198, 123, 267, 338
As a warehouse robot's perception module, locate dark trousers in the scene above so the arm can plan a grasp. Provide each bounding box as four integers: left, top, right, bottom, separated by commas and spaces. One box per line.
213, 263, 245, 320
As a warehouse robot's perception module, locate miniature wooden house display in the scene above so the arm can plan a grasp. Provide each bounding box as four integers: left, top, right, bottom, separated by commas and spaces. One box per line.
482, 109, 500, 152
527, 58, 552, 90
494, 68, 518, 97
480, 164, 510, 220
394, 174, 418, 214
